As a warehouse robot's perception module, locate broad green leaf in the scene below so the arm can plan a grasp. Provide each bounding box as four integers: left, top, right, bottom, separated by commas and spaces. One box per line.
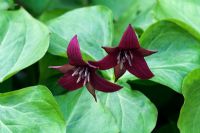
129, 0, 156, 29
154, 0, 200, 40
0, 0, 14, 10
0, 85, 65, 133
56, 89, 119, 133
92, 0, 136, 21
138, 21, 200, 93
47, 6, 113, 60
92, 0, 156, 44
16, 0, 50, 16
39, 10, 68, 22
113, 0, 156, 44
178, 69, 200, 133
0, 8, 49, 82
17, 0, 82, 16
56, 83, 157, 133
46, 0, 83, 11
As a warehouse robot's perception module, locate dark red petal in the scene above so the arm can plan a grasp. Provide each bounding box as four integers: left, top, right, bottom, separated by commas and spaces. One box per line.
119, 24, 140, 49
125, 53, 154, 79
86, 83, 97, 102
49, 64, 74, 73
67, 35, 86, 66
102, 46, 118, 54
58, 70, 83, 91
88, 53, 118, 70
114, 64, 126, 81
137, 48, 157, 57
90, 72, 122, 92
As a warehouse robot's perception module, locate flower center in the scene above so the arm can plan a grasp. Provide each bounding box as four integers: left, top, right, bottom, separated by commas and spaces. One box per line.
117, 50, 133, 69
71, 67, 90, 85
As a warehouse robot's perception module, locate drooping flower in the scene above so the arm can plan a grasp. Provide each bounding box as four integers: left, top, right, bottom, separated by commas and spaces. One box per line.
49, 35, 122, 101
89, 24, 157, 81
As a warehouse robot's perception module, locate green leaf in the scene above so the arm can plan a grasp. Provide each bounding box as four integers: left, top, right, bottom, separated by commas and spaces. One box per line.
0, 0, 14, 10
39, 53, 66, 82
112, 0, 156, 44
154, 0, 200, 40
17, 0, 82, 16
47, 6, 113, 60
92, 0, 136, 21
178, 69, 200, 133
92, 0, 156, 44
39, 10, 68, 22
128, 0, 156, 29
46, 0, 83, 11
56, 83, 157, 133
0, 8, 49, 82
39, 53, 67, 95
16, 0, 50, 16
138, 21, 200, 93
0, 85, 65, 133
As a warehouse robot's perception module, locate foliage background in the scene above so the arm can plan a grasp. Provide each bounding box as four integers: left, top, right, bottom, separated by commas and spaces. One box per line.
0, 0, 200, 133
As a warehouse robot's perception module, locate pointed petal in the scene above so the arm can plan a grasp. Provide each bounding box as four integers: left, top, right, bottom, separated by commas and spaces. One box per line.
114, 64, 126, 81
88, 53, 118, 70
119, 24, 140, 49
102, 46, 118, 54
86, 83, 97, 102
90, 72, 122, 92
125, 53, 154, 79
58, 70, 83, 91
137, 48, 157, 57
49, 64, 74, 73
67, 35, 86, 66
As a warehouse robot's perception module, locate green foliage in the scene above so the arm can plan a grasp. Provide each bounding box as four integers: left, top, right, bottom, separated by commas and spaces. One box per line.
0, 0, 200, 132
0, 0, 14, 10
47, 6, 113, 60
154, 0, 200, 40
0, 85, 65, 133
56, 83, 157, 133
16, 0, 83, 16
92, 0, 156, 44
0, 8, 49, 82
140, 21, 200, 92
39, 53, 67, 95
178, 69, 200, 133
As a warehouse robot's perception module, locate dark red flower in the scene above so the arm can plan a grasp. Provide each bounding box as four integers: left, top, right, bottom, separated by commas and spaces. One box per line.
49, 35, 122, 101
89, 24, 157, 81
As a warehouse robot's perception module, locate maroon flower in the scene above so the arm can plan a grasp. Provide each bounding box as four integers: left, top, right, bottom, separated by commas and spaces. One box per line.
49, 35, 122, 101
89, 24, 157, 81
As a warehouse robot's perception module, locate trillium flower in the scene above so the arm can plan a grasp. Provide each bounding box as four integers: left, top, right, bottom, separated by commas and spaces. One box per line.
49, 35, 122, 101
89, 24, 157, 81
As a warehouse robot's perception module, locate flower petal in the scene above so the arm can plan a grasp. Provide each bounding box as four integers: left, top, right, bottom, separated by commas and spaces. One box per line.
90, 72, 122, 92
137, 48, 157, 57
86, 83, 97, 102
118, 24, 140, 49
49, 64, 74, 73
125, 53, 154, 79
102, 46, 118, 54
58, 70, 83, 91
88, 53, 118, 70
67, 35, 86, 66
114, 64, 126, 81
